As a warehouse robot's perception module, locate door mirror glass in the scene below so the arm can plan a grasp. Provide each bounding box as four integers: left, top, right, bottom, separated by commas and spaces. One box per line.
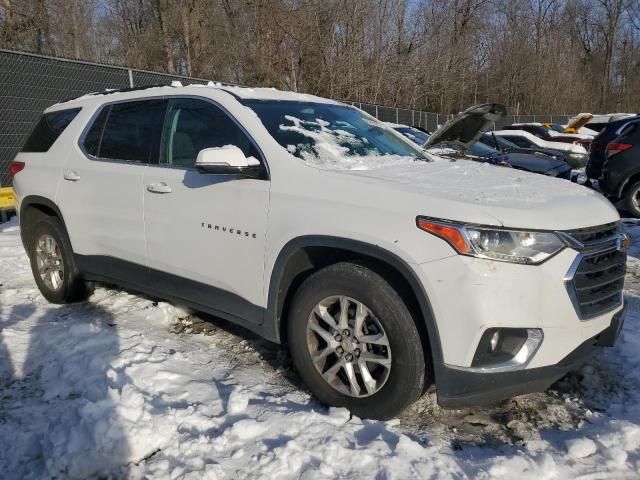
195, 146, 260, 174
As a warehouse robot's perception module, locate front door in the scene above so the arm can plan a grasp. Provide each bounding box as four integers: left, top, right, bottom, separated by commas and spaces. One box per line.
143, 97, 270, 324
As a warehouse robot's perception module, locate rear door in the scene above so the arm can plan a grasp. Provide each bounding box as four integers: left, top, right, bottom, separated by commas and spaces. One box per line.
143, 96, 270, 324
56, 98, 167, 283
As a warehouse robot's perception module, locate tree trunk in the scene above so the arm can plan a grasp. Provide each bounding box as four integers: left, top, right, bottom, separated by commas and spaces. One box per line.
155, 0, 174, 74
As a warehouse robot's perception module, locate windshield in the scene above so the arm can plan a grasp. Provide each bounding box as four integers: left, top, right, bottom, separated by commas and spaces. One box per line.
481, 133, 519, 150
393, 127, 430, 146
549, 124, 565, 133
242, 100, 427, 168
468, 142, 498, 157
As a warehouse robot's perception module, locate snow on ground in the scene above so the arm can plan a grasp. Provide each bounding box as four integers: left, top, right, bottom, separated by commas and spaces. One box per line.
1, 218, 640, 479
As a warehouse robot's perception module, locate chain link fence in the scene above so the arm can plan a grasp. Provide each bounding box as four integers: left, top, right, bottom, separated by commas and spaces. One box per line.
0, 49, 572, 186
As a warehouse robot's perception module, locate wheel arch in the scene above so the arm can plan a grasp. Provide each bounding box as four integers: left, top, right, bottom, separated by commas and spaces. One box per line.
19, 195, 68, 253
265, 235, 444, 370
617, 170, 640, 200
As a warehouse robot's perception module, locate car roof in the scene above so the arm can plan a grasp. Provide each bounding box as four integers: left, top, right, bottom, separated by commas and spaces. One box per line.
46, 83, 343, 112
494, 129, 536, 138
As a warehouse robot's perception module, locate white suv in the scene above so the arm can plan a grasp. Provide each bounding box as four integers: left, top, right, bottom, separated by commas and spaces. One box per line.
11, 85, 628, 419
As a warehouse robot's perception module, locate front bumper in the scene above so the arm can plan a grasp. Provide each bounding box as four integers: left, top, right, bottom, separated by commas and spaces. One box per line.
437, 306, 626, 407
417, 248, 622, 369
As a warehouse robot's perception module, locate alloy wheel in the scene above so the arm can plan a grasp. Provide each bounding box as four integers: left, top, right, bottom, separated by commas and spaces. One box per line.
35, 234, 64, 291
306, 295, 391, 398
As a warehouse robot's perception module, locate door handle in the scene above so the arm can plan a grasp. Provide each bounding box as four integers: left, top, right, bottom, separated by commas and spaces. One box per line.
63, 172, 81, 182
146, 182, 172, 194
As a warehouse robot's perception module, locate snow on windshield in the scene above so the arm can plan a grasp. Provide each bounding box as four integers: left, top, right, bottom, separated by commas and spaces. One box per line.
278, 115, 428, 170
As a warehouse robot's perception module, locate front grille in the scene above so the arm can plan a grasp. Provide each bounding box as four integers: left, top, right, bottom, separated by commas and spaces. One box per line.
565, 222, 619, 245
567, 249, 626, 319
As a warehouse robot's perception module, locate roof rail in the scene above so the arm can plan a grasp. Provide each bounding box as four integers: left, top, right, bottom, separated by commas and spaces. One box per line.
61, 83, 177, 102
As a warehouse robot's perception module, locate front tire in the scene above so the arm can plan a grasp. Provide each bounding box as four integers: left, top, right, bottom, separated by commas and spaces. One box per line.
623, 180, 640, 218
287, 262, 427, 419
27, 216, 89, 304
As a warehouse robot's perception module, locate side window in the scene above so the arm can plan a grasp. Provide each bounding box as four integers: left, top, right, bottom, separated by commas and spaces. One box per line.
504, 136, 529, 148
99, 99, 167, 163
22, 108, 81, 152
161, 98, 259, 168
82, 107, 110, 157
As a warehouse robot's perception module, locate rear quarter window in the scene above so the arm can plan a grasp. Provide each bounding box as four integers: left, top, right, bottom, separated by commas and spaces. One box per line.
21, 108, 81, 152
82, 107, 110, 157
619, 122, 638, 137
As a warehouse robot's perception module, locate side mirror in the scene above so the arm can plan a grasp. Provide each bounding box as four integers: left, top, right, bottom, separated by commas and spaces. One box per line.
195, 146, 261, 175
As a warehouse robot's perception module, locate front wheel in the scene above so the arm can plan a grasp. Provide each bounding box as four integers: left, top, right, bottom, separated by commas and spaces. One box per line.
623, 180, 640, 218
287, 262, 428, 419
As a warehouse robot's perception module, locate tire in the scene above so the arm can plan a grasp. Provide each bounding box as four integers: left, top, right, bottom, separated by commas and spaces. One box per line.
287, 262, 427, 419
623, 180, 640, 218
27, 215, 89, 304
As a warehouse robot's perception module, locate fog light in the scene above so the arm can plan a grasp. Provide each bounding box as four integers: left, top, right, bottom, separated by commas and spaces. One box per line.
471, 328, 543, 370
489, 330, 500, 352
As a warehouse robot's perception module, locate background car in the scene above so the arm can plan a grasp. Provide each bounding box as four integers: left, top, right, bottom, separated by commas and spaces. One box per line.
587, 115, 639, 180
502, 123, 592, 149
436, 142, 572, 179
392, 109, 573, 179
388, 123, 430, 146
582, 113, 638, 133
597, 120, 640, 216
493, 129, 589, 168
561, 113, 593, 134
480, 133, 568, 163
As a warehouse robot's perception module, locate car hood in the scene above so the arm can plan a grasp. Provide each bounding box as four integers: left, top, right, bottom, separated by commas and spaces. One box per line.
504, 152, 568, 174
424, 103, 507, 150
510, 147, 567, 161
333, 159, 617, 230
565, 113, 593, 133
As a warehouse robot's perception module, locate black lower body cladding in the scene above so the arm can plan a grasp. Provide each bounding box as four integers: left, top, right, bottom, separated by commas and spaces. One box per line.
436, 306, 626, 408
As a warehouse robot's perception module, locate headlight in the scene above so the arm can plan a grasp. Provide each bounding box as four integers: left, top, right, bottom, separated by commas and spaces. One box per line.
568, 153, 586, 159
417, 217, 565, 264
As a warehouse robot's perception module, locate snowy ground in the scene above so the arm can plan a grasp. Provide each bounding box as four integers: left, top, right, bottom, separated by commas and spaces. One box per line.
1, 218, 640, 479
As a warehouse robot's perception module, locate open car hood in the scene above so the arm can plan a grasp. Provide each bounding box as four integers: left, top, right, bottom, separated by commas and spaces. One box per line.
564, 113, 593, 133
424, 103, 507, 150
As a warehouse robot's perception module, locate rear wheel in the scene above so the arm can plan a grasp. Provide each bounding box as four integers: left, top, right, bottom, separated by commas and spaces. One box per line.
287, 262, 427, 419
27, 216, 89, 303
623, 180, 640, 218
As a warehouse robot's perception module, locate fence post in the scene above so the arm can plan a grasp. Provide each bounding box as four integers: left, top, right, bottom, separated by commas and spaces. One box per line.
128, 69, 134, 88
412, 110, 415, 126
396, 108, 399, 124
375, 105, 379, 119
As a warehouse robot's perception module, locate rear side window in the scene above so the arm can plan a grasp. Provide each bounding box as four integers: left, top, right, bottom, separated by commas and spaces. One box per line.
22, 108, 81, 152
88, 99, 167, 163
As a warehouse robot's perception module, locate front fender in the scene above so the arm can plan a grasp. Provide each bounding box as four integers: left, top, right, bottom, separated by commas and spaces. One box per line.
264, 235, 445, 370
